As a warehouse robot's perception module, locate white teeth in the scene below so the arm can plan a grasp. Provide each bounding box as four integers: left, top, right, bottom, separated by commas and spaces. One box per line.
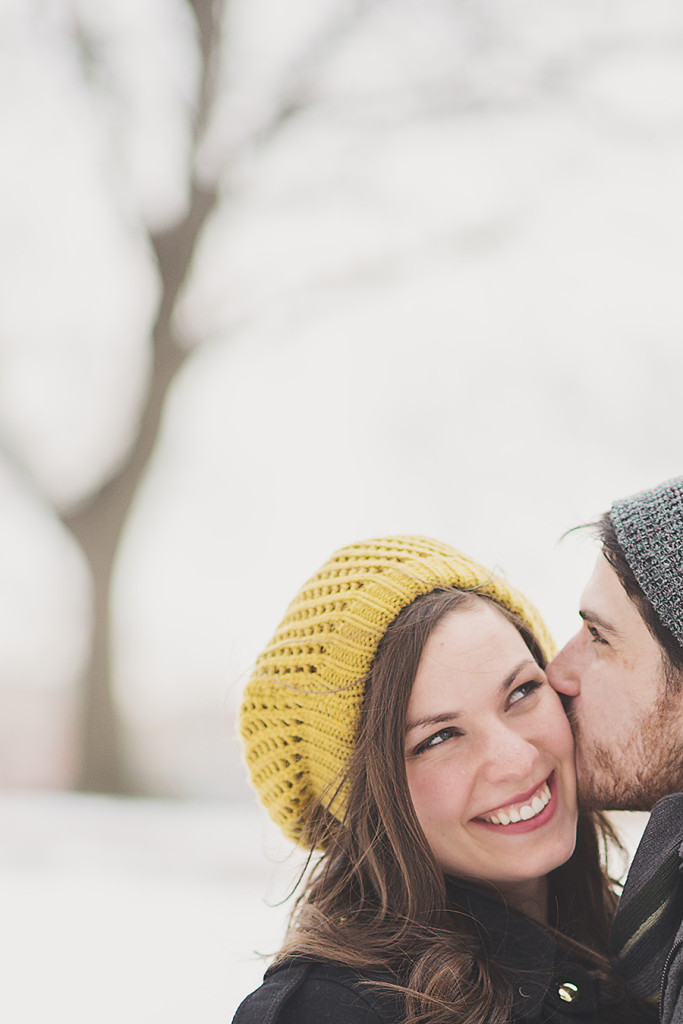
482, 782, 551, 825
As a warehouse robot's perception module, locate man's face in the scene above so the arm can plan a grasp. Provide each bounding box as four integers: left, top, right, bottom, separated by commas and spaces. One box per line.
547, 553, 683, 811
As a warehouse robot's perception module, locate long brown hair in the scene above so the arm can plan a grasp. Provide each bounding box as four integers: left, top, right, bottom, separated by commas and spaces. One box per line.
277, 587, 647, 1023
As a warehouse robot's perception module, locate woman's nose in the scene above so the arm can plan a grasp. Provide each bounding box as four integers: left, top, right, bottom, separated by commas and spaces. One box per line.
481, 727, 537, 784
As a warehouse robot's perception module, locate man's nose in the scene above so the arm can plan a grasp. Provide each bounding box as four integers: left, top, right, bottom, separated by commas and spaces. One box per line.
546, 638, 581, 698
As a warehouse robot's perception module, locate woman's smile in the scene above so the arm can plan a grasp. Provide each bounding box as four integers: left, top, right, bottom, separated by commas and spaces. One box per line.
474, 774, 557, 832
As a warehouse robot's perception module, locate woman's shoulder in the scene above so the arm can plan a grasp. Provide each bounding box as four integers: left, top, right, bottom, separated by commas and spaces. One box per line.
231, 959, 400, 1024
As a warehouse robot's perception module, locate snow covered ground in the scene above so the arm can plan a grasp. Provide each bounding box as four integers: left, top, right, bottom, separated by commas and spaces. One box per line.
0, 792, 649, 1024
0, 793, 305, 1024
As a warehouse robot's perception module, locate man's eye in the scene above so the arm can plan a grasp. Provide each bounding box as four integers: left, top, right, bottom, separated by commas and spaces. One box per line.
507, 680, 542, 707
587, 625, 608, 645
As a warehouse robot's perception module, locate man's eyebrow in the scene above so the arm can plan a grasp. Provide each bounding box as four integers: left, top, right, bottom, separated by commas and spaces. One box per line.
579, 608, 621, 638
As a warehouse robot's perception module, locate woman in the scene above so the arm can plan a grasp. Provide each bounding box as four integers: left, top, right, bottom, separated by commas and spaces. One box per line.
234, 536, 653, 1023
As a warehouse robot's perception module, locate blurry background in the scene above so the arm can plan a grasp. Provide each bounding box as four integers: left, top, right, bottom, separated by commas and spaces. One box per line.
0, 0, 680, 1019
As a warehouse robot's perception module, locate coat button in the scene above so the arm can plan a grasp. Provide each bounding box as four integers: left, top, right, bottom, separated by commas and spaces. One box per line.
557, 982, 579, 1003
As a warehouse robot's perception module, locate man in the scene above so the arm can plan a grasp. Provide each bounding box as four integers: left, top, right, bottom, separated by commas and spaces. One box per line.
548, 474, 683, 1022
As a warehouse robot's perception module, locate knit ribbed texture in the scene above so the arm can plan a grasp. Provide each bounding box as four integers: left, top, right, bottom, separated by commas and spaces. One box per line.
239, 535, 555, 844
610, 475, 683, 647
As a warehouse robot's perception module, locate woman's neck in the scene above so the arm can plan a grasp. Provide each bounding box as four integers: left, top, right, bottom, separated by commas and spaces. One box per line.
458, 874, 549, 924
500, 876, 549, 923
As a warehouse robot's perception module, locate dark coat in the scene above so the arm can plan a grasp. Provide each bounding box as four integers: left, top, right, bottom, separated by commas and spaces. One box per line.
612, 793, 683, 1023
233, 880, 611, 1024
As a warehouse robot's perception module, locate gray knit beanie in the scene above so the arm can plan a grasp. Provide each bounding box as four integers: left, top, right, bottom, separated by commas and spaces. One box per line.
609, 475, 683, 647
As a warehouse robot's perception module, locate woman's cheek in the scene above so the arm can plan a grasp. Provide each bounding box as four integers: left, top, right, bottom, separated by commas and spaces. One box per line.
542, 691, 576, 754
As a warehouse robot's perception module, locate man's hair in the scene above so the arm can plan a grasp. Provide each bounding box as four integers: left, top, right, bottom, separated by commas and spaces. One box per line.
599, 513, 683, 691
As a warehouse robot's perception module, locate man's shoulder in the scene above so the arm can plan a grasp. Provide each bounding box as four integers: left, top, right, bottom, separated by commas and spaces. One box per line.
611, 796, 683, 1016
626, 795, 683, 887
651, 794, 683, 826
232, 959, 400, 1024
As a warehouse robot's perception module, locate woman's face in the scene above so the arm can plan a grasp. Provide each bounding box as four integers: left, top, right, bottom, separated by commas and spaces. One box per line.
404, 599, 577, 910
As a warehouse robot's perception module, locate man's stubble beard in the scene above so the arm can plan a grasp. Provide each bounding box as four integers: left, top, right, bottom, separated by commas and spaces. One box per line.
567, 687, 683, 812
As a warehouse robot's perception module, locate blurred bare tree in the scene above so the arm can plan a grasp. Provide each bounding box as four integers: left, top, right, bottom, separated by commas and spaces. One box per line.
8, 0, 364, 793
62, 0, 225, 792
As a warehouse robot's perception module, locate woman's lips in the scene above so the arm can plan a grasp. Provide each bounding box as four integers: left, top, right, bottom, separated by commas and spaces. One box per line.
472, 774, 558, 833
477, 777, 550, 820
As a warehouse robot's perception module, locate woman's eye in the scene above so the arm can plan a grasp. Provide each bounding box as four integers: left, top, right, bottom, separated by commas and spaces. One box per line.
507, 680, 543, 707
414, 727, 459, 755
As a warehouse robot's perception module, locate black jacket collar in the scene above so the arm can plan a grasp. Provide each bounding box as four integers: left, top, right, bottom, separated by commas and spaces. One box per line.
261, 878, 600, 1022
445, 876, 598, 1020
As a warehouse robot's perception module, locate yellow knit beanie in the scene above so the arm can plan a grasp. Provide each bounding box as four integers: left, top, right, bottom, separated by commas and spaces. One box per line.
239, 535, 554, 844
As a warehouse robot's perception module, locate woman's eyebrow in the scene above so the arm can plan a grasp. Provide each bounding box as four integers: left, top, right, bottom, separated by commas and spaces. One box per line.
405, 710, 460, 735
405, 659, 538, 734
